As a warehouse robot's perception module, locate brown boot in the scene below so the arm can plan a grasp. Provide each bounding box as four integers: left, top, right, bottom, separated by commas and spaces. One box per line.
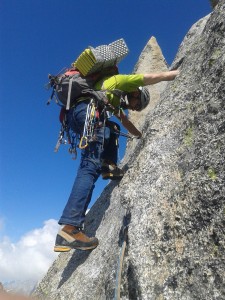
54, 225, 99, 252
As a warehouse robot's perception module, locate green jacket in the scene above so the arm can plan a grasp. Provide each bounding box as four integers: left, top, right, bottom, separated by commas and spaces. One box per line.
95, 74, 144, 109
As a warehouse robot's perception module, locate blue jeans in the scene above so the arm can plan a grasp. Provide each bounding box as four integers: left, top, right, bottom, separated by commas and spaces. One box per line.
58, 100, 118, 228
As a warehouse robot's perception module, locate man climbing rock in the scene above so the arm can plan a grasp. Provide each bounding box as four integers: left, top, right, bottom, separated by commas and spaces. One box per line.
54, 69, 179, 252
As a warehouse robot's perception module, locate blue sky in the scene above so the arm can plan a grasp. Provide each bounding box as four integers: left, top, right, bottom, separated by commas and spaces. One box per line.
0, 0, 211, 282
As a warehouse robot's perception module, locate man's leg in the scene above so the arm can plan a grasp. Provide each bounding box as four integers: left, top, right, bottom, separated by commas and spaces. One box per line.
54, 102, 105, 251
58, 158, 100, 228
54, 156, 100, 252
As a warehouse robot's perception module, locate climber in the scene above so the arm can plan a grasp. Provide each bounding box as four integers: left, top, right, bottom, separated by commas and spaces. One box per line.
54, 69, 179, 252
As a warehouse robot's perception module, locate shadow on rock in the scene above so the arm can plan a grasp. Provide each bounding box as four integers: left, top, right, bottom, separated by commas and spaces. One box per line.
85, 179, 121, 236
58, 249, 92, 288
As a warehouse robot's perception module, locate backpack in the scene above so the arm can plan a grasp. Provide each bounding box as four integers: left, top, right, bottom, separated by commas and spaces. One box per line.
47, 65, 120, 155
48, 65, 119, 110
47, 38, 129, 155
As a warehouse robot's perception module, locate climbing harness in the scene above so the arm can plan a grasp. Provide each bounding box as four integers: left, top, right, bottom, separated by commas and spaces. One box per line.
53, 105, 138, 160
53, 91, 140, 159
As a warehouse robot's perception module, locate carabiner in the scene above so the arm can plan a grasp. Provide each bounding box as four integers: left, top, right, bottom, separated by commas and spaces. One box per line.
79, 136, 88, 149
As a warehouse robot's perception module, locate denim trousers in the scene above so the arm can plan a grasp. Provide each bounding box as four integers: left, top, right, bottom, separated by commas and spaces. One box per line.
58, 100, 118, 228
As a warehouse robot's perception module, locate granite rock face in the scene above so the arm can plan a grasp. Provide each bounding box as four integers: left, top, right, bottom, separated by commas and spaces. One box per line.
210, 0, 219, 8
34, 2, 225, 299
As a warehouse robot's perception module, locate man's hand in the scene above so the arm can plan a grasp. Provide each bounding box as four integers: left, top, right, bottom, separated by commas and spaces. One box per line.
116, 111, 142, 137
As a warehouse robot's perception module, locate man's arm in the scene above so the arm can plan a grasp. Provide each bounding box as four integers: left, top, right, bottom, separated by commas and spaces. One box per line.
116, 111, 142, 138
143, 70, 179, 85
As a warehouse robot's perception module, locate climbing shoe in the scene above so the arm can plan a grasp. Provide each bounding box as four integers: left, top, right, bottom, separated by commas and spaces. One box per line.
101, 161, 124, 180
54, 225, 99, 252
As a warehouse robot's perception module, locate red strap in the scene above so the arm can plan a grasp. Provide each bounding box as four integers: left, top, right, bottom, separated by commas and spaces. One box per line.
64, 69, 79, 76
59, 107, 66, 123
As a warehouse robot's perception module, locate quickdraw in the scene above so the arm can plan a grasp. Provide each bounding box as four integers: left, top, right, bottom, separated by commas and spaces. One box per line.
79, 99, 99, 149
54, 123, 70, 153
54, 112, 78, 160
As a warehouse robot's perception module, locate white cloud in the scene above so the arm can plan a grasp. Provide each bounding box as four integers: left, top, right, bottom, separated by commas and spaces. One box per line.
0, 219, 60, 283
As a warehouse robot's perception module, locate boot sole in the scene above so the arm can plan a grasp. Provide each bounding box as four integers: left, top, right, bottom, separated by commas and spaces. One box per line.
54, 246, 71, 252
54, 244, 98, 252
102, 174, 123, 180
